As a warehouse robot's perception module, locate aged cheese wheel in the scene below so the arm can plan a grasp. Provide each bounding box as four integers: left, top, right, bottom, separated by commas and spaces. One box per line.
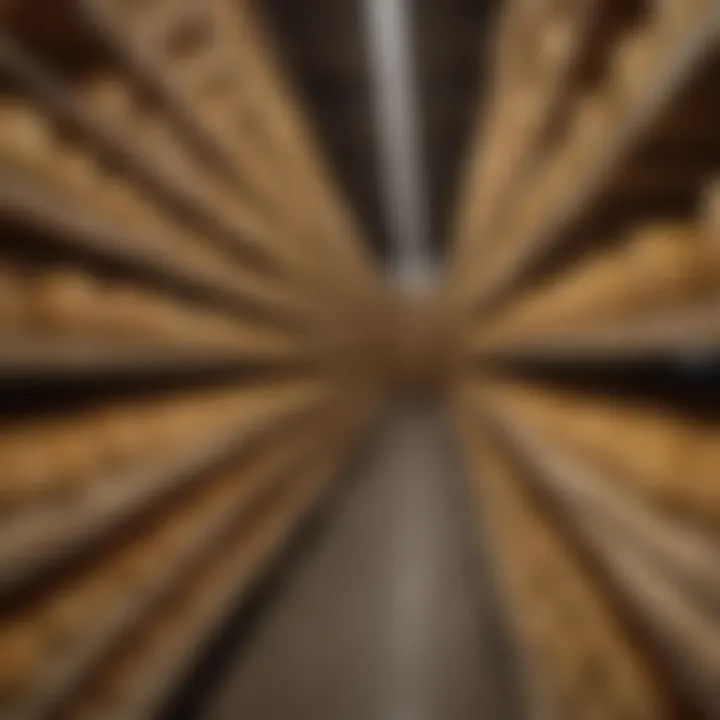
157, 404, 198, 439
42, 585, 92, 647
655, 0, 709, 28
133, 118, 188, 175
80, 76, 134, 124
98, 409, 149, 470
141, 297, 189, 340
85, 564, 128, 609
0, 264, 28, 332
623, 225, 701, 307
90, 642, 146, 707
196, 64, 236, 102
0, 620, 43, 702
699, 182, 720, 288
0, 101, 52, 163
676, 432, 720, 514
540, 19, 574, 71
498, 221, 705, 338
115, 538, 165, 589
145, 528, 189, 577
612, 30, 662, 101
102, 287, 158, 339
60, 694, 105, 720
30, 270, 101, 334
0, 433, 51, 509
56, 145, 102, 187
607, 415, 690, 496
704, 181, 720, 235
565, 94, 614, 169
46, 425, 98, 495
557, 408, 620, 451
133, 411, 187, 456
542, 255, 629, 327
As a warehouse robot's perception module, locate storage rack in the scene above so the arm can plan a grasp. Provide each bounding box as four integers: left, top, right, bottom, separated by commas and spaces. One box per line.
449, 1, 720, 717
0, 1, 386, 716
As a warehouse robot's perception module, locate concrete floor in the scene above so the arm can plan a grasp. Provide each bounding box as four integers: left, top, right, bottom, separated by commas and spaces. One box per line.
196, 409, 520, 720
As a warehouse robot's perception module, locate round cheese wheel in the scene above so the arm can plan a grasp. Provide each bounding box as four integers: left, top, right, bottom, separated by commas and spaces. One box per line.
0, 101, 52, 163
624, 226, 700, 306
612, 30, 661, 101
81, 76, 134, 124
0, 620, 43, 703
0, 265, 28, 332
42, 586, 90, 647
44, 426, 97, 498
0, 433, 51, 508
30, 270, 100, 334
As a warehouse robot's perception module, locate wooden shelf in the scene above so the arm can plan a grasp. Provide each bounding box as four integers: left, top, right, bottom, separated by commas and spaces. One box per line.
2, 17, 383, 328
0, 4, 386, 717
0, 337, 320, 382
78, 0, 385, 314
0, 164, 314, 331
454, 1, 599, 258
19, 412, 339, 720
467, 6, 720, 313
81, 0, 262, 192
480, 400, 720, 716
471, 300, 720, 360
108, 443, 347, 720
453, 402, 671, 719
49, 405, 368, 720
0, 389, 328, 598
1, 39, 285, 276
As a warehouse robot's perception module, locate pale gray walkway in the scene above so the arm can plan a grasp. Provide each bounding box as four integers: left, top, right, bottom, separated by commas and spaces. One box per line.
198, 409, 519, 720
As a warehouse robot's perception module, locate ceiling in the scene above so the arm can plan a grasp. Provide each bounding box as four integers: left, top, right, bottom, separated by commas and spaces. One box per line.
258, 0, 496, 261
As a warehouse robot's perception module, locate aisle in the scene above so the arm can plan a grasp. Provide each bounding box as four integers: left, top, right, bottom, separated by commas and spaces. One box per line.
195, 409, 518, 720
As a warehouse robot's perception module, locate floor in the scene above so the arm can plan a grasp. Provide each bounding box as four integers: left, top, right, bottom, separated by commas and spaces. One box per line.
192, 408, 521, 720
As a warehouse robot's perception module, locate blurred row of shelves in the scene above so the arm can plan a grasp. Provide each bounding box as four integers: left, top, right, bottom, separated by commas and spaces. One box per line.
455, 376, 720, 718
0, 1, 387, 718
452, 0, 720, 363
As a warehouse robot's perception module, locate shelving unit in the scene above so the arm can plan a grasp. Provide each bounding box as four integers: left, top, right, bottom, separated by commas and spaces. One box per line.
0, 1, 386, 717
472, 298, 720, 359
452, 400, 675, 718
2, 0, 381, 314
0, 163, 317, 327
2, 0, 718, 716
479, 396, 720, 716
449, 2, 720, 718
0, 339, 318, 382
57, 412, 366, 720
16, 403, 357, 720
451, 1, 720, 325
0, 385, 329, 597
